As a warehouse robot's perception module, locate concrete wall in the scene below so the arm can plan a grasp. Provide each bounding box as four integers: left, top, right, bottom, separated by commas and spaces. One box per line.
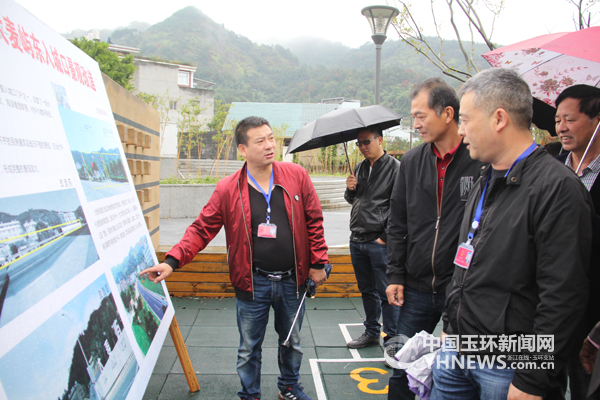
134, 62, 179, 93
160, 157, 242, 180
160, 157, 177, 180
160, 184, 216, 218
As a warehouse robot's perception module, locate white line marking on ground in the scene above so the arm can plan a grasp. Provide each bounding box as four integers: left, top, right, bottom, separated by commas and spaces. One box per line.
310, 358, 326, 400
339, 323, 364, 360
309, 358, 387, 400
309, 323, 388, 399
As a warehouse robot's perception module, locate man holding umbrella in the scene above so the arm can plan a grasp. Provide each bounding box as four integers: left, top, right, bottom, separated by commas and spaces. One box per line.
344, 125, 400, 351
385, 78, 481, 399
139, 116, 329, 400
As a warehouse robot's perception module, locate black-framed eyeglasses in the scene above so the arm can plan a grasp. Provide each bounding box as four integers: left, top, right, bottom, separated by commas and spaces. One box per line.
355, 137, 378, 147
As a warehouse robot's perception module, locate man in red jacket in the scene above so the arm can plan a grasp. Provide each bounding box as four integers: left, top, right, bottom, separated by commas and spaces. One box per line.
140, 116, 329, 400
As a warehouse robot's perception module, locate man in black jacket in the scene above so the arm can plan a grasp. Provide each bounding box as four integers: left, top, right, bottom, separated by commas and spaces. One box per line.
344, 126, 400, 350
580, 321, 600, 398
551, 84, 600, 400
385, 78, 481, 399
433, 68, 592, 399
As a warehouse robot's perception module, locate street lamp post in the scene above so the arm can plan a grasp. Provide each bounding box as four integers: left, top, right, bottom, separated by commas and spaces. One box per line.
361, 5, 400, 105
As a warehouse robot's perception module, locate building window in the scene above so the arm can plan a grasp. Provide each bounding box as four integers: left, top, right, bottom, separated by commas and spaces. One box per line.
178, 71, 190, 86
169, 101, 177, 110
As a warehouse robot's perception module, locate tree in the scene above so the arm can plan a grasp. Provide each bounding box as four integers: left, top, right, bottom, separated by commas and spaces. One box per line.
391, 0, 503, 82
209, 102, 236, 178
138, 90, 179, 152
175, 98, 205, 177
71, 37, 136, 91
390, 0, 597, 141
272, 123, 289, 163
384, 134, 424, 153
567, 0, 599, 30
36, 221, 51, 241
391, 0, 599, 83
207, 100, 231, 133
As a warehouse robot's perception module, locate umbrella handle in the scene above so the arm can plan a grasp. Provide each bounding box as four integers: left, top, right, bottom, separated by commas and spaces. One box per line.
343, 142, 352, 173
576, 121, 600, 175
283, 290, 307, 347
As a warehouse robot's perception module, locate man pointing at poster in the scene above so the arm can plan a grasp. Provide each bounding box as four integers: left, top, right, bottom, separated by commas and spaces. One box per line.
140, 116, 329, 400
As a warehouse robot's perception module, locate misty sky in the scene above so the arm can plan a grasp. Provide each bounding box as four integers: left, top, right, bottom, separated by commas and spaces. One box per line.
13, 0, 595, 50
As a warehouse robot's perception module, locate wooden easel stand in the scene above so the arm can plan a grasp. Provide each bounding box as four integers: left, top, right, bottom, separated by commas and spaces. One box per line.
169, 316, 200, 392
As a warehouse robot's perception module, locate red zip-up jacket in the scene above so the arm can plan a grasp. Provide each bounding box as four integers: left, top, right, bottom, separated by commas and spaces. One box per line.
166, 161, 329, 300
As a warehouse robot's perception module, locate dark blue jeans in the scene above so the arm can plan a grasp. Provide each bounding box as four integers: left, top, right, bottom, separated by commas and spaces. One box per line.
430, 345, 516, 400
388, 285, 446, 400
350, 240, 399, 338
236, 274, 304, 399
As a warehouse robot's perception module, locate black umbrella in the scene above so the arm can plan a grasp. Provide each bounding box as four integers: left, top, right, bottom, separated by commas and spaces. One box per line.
286, 105, 402, 154
532, 97, 557, 136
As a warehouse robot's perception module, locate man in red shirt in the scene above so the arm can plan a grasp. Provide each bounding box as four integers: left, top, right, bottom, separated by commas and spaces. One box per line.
385, 78, 481, 399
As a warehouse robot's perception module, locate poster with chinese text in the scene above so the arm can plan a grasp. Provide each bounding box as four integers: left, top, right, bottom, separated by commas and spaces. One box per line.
0, 1, 174, 399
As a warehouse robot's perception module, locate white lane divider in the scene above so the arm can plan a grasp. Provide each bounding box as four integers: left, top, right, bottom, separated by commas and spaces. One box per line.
310, 322, 386, 400
338, 323, 363, 360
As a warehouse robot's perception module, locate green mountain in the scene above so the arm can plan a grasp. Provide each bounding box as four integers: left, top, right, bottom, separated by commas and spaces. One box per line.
65, 21, 151, 43
104, 6, 491, 117
281, 35, 491, 76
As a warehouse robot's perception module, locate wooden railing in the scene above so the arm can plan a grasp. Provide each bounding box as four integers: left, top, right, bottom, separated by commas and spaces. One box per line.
156, 247, 359, 298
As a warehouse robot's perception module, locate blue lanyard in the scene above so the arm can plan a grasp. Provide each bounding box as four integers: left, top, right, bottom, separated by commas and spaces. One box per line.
247, 169, 274, 223
467, 143, 537, 244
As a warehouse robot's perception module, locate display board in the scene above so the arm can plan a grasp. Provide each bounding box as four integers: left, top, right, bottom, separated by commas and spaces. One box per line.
0, 1, 174, 399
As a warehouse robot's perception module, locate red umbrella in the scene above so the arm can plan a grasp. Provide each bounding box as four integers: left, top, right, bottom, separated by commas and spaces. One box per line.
483, 27, 600, 106
483, 27, 600, 171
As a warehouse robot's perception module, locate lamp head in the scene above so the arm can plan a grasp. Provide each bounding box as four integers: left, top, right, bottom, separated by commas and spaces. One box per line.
361, 5, 400, 42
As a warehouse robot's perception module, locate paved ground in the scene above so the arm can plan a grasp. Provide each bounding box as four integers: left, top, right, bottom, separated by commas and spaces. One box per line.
151, 213, 442, 400
142, 296, 444, 400
151, 214, 419, 400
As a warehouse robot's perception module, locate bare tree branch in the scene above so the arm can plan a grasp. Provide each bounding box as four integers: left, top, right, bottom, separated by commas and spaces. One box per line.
567, 0, 599, 29
430, 0, 445, 55
391, 0, 502, 82
454, 0, 499, 51
392, 4, 470, 81
446, 0, 476, 75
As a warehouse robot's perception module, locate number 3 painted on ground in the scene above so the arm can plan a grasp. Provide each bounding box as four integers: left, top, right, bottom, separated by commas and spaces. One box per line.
350, 367, 389, 394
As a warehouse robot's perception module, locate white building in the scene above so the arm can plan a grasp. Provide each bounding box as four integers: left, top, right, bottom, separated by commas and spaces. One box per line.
58, 211, 77, 223
108, 44, 215, 159
133, 58, 215, 158
0, 220, 22, 241
23, 220, 36, 234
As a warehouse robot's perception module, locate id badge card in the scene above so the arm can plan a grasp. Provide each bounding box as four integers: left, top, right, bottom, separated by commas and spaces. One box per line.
454, 242, 474, 269
257, 223, 277, 239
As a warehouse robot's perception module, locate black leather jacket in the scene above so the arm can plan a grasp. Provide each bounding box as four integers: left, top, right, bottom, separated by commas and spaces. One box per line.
345, 151, 400, 243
